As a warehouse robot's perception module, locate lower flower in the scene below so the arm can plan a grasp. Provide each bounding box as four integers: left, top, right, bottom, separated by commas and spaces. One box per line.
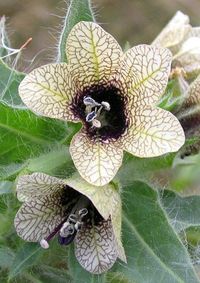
14, 173, 126, 274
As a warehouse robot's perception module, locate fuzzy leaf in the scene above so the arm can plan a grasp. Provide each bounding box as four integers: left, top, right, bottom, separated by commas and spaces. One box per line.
118, 152, 175, 187
161, 190, 200, 232
0, 247, 15, 269
36, 265, 72, 283
0, 181, 13, 194
8, 243, 42, 280
0, 163, 27, 181
0, 103, 69, 165
0, 59, 25, 108
115, 182, 199, 283
57, 0, 95, 62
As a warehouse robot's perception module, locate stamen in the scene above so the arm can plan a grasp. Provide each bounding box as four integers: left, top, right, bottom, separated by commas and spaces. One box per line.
83, 96, 101, 107
101, 101, 111, 111
60, 222, 75, 237
68, 214, 78, 224
79, 208, 88, 217
75, 221, 82, 231
40, 239, 49, 249
96, 105, 103, 116
86, 111, 97, 122
40, 196, 90, 248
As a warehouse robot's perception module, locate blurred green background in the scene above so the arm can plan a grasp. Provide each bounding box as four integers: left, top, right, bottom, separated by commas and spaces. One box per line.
0, 0, 200, 69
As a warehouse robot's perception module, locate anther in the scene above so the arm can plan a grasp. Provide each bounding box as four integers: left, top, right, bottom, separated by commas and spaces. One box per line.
101, 101, 111, 111
68, 214, 77, 224
60, 222, 75, 238
74, 221, 82, 231
40, 239, 49, 249
86, 111, 97, 122
79, 208, 88, 218
83, 96, 101, 107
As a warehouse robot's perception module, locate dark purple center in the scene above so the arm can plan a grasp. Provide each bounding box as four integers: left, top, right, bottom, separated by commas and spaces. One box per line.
71, 81, 128, 141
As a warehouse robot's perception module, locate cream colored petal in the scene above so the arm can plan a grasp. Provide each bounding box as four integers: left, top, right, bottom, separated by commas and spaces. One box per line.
122, 106, 185, 157
111, 197, 126, 263
184, 74, 200, 106
66, 175, 119, 220
188, 27, 200, 38
75, 218, 118, 274
16, 172, 122, 238
16, 173, 66, 202
183, 63, 200, 79
175, 37, 200, 67
14, 191, 65, 242
121, 45, 172, 106
66, 175, 126, 262
152, 11, 190, 49
19, 63, 79, 122
66, 21, 123, 87
70, 130, 123, 186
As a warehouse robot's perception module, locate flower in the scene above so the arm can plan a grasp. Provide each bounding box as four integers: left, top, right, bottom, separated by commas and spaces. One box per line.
18, 21, 185, 186
177, 74, 200, 157
152, 11, 200, 79
14, 172, 126, 274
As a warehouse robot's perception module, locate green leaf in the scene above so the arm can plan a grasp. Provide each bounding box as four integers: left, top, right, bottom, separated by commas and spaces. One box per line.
158, 79, 186, 112
0, 102, 69, 165
170, 153, 200, 191
0, 247, 15, 269
106, 272, 129, 283
0, 163, 27, 181
9, 243, 42, 280
0, 59, 25, 108
118, 152, 175, 188
57, 0, 95, 62
0, 181, 13, 194
28, 146, 75, 177
36, 265, 72, 283
161, 190, 200, 232
116, 182, 200, 283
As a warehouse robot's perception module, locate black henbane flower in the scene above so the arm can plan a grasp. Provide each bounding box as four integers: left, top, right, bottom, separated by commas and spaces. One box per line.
19, 22, 185, 186
14, 173, 126, 274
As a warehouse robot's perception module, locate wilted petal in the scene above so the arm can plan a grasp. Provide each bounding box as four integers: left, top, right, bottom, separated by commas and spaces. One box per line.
184, 63, 200, 79
16, 173, 66, 202
121, 45, 172, 106
19, 64, 79, 122
75, 218, 118, 274
70, 130, 123, 186
187, 27, 200, 38
152, 11, 190, 49
66, 21, 123, 87
184, 74, 200, 107
122, 106, 185, 157
14, 191, 65, 242
175, 37, 200, 67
